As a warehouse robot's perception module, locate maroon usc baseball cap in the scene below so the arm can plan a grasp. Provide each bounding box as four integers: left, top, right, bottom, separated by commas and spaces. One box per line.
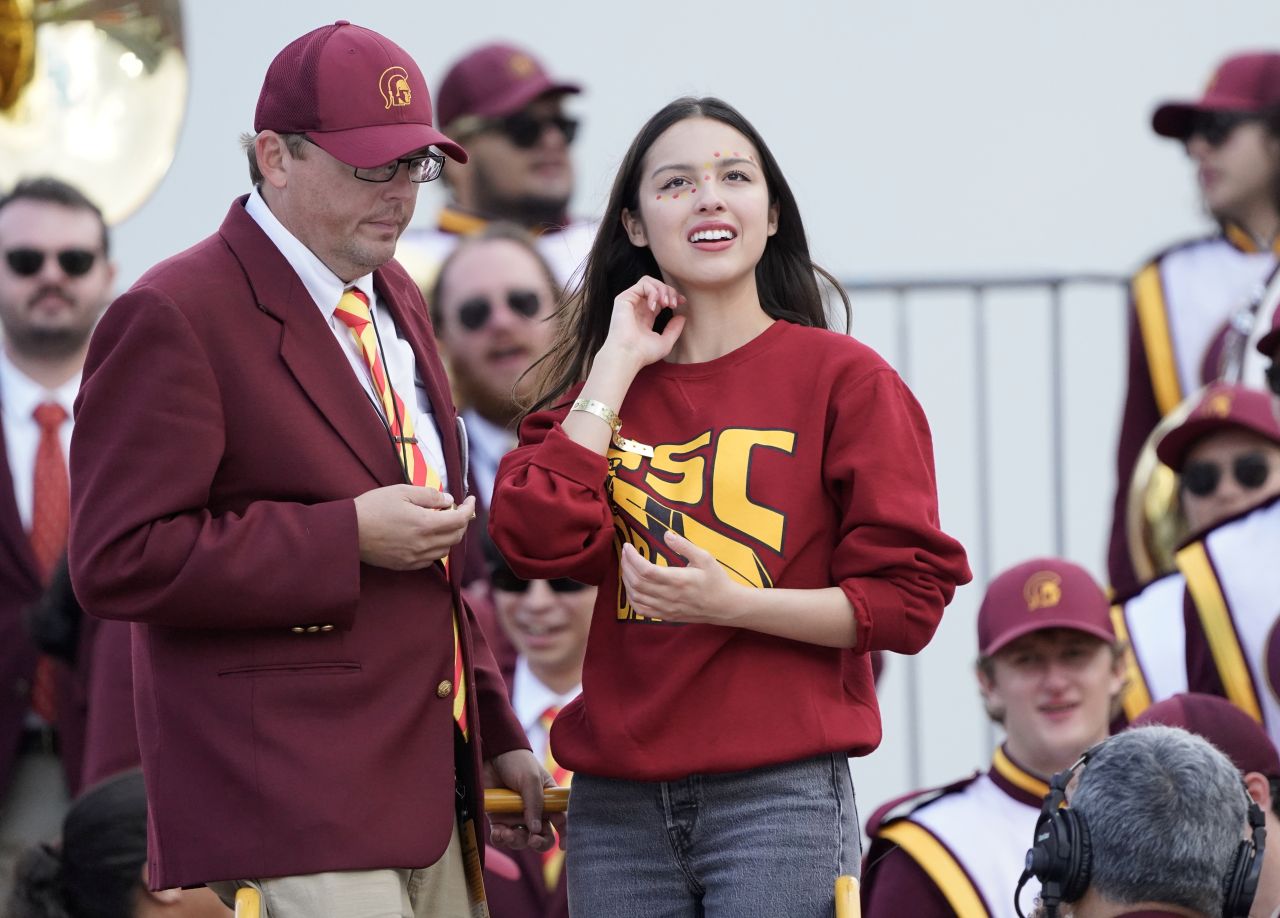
1133, 693, 1280, 778
1152, 52, 1280, 140
436, 42, 581, 130
254, 21, 466, 169
1155, 383, 1280, 472
977, 558, 1114, 657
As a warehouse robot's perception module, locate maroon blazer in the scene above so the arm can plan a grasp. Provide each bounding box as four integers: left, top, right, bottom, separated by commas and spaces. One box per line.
0, 432, 43, 792
68, 198, 528, 889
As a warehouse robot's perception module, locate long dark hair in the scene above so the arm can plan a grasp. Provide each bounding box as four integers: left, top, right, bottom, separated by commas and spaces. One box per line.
527, 97, 850, 414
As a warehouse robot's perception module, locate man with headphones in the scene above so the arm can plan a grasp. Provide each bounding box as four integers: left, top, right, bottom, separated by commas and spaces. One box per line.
1020, 725, 1264, 918
1132, 693, 1280, 918
861, 558, 1126, 917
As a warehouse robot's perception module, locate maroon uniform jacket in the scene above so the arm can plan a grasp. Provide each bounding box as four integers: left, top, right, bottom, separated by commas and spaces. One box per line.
0, 428, 45, 792
68, 198, 527, 889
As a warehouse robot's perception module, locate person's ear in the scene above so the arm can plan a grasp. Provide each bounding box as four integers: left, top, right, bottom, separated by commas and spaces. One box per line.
1245, 770, 1272, 810
138, 864, 182, 905
256, 131, 291, 190
621, 208, 648, 248
766, 200, 779, 237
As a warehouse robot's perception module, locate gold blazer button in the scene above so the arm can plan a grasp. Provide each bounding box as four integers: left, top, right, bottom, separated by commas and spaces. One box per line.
436, 680, 453, 698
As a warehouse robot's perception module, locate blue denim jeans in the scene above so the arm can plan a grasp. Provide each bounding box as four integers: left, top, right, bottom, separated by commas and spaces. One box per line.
565, 753, 859, 918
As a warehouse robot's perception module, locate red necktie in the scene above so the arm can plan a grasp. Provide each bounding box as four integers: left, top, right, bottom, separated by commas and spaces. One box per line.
540, 705, 572, 887
333, 289, 468, 739
29, 401, 68, 723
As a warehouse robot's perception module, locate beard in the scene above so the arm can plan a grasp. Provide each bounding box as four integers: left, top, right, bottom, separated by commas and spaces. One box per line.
451, 359, 531, 429
3, 288, 99, 359
471, 162, 571, 231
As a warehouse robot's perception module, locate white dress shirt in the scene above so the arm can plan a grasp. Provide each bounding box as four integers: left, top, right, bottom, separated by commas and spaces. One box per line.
511, 657, 580, 765
462, 409, 516, 507
0, 350, 78, 531
245, 190, 449, 491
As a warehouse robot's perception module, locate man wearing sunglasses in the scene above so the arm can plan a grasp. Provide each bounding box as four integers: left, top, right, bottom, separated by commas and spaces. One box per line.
479, 534, 589, 918
1115, 384, 1280, 722
397, 42, 596, 289
1107, 51, 1280, 598
67, 22, 552, 918
0, 176, 114, 892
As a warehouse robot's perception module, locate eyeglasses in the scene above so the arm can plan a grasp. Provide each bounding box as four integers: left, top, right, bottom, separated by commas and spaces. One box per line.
490, 565, 588, 594
487, 112, 579, 149
4, 248, 98, 278
456, 290, 542, 331
1181, 451, 1272, 497
302, 137, 444, 183
353, 149, 445, 184
1187, 110, 1258, 147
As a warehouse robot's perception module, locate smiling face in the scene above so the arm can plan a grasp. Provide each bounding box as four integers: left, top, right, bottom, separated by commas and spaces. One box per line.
434, 237, 559, 425
621, 117, 778, 293
978, 629, 1124, 778
492, 578, 595, 691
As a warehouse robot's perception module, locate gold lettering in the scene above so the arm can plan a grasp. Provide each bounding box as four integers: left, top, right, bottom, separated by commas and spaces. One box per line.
644, 431, 711, 505
711, 429, 796, 552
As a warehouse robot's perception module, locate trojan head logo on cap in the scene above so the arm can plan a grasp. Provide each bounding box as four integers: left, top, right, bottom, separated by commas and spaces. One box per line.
1205, 390, 1234, 418
1024, 571, 1063, 611
379, 66, 413, 109
978, 558, 1114, 657
507, 52, 537, 79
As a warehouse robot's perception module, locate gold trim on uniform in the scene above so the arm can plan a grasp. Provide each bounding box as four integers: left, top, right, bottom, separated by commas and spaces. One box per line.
1177, 542, 1263, 722
877, 821, 988, 918
1132, 262, 1182, 416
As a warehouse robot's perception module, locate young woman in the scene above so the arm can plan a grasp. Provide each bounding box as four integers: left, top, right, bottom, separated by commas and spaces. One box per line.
489, 97, 971, 917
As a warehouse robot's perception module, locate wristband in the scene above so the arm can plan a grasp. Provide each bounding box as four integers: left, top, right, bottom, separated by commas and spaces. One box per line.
569, 397, 654, 458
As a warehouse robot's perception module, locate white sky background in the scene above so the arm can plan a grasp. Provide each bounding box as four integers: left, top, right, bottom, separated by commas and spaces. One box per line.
100, 0, 1280, 818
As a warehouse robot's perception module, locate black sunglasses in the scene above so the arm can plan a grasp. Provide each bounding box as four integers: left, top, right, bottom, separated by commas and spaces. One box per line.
489, 112, 579, 149
4, 248, 98, 278
1182, 451, 1272, 497
1187, 110, 1258, 147
456, 290, 542, 331
490, 565, 588, 594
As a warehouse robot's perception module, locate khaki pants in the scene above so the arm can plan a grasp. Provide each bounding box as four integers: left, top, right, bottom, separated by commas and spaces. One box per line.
208, 822, 471, 918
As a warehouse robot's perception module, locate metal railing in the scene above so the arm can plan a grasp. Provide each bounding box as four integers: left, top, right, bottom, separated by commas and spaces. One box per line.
838, 273, 1129, 790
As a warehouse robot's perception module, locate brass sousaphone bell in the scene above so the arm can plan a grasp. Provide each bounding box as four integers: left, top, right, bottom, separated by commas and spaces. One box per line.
0, 0, 186, 223
1125, 390, 1203, 584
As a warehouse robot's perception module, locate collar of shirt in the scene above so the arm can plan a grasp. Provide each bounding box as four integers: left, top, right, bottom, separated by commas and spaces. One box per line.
987, 743, 1051, 808
512, 656, 580, 740
0, 349, 80, 427
244, 188, 375, 316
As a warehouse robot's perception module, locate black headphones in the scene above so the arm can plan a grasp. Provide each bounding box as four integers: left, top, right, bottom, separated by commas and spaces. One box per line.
1014, 743, 1267, 918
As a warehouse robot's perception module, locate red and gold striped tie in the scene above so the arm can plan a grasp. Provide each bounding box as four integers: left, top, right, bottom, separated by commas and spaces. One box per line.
540, 705, 572, 887
334, 288, 468, 739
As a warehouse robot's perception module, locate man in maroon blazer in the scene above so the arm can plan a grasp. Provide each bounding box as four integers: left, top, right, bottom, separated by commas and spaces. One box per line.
0, 177, 116, 885
68, 22, 552, 918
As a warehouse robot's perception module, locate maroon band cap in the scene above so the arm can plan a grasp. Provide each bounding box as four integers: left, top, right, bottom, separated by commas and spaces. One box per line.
254, 21, 466, 168
436, 43, 581, 131
1155, 383, 1280, 472
1133, 693, 1280, 778
977, 558, 1113, 657
1152, 52, 1280, 140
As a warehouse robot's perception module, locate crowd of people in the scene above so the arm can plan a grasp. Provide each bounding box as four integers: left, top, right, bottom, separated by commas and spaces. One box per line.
2, 17, 1280, 918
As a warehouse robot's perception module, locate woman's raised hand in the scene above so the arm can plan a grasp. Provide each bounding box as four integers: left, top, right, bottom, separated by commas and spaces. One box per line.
603, 276, 687, 370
